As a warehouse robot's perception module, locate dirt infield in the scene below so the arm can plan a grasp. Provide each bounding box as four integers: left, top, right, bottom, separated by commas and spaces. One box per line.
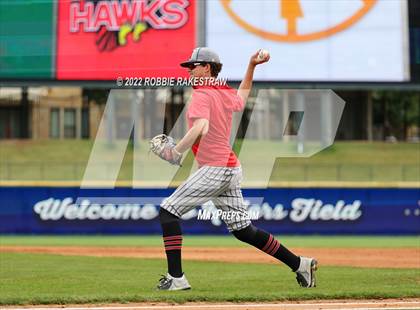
1, 245, 419, 268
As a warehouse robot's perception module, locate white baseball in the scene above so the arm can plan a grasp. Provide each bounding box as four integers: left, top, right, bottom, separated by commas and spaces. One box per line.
257, 49, 269, 61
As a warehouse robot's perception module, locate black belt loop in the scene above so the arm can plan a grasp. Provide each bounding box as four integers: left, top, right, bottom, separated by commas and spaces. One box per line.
224, 168, 233, 176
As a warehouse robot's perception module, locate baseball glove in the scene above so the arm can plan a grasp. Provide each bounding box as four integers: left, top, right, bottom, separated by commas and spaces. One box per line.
149, 134, 182, 166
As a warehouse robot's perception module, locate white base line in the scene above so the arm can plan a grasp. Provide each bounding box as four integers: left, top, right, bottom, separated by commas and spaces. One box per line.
4, 301, 420, 310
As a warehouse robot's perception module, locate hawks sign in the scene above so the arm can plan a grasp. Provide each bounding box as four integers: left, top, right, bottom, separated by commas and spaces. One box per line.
69, 0, 189, 32
56, 0, 196, 80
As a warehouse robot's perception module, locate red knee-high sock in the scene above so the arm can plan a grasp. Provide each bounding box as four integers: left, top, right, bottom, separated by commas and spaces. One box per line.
163, 234, 183, 277
260, 233, 300, 271
233, 224, 300, 271
261, 234, 281, 256
159, 208, 183, 277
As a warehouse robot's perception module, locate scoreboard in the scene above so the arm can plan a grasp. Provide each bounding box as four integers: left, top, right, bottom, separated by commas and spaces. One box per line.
0, 0, 419, 84
0, 0, 196, 81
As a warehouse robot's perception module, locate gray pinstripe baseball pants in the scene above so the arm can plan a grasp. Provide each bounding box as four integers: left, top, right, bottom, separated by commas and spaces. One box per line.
160, 166, 251, 232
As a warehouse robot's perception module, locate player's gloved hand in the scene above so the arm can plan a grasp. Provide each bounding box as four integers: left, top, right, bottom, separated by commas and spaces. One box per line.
149, 134, 182, 166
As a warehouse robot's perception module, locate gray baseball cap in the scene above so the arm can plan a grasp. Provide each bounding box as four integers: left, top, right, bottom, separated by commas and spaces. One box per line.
180, 47, 221, 67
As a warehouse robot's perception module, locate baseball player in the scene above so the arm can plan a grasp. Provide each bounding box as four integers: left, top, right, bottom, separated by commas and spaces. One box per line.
154, 47, 318, 291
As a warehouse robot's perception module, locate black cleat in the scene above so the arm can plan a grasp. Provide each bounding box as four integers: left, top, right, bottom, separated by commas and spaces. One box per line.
156, 273, 191, 291
295, 257, 318, 288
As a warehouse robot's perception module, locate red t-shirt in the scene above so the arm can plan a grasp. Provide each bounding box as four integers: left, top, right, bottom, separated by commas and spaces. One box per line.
186, 85, 245, 167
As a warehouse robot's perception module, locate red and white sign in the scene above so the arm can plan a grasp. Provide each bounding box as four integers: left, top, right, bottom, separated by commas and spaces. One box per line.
56, 0, 196, 80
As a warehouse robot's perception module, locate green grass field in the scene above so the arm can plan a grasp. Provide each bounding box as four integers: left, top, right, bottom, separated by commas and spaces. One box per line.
0, 140, 419, 182
1, 235, 419, 248
0, 235, 419, 305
